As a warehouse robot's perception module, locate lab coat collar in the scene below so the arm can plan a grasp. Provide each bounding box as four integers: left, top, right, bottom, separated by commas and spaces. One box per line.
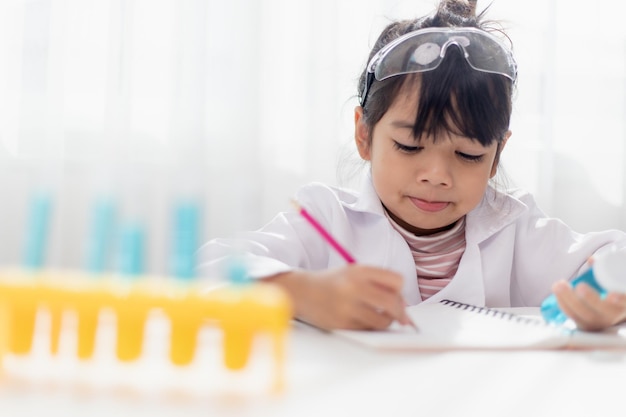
344, 170, 387, 217
465, 186, 528, 244
346, 170, 529, 244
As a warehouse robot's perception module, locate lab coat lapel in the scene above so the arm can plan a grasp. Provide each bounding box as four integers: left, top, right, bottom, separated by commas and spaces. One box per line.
384, 227, 422, 305
424, 242, 485, 305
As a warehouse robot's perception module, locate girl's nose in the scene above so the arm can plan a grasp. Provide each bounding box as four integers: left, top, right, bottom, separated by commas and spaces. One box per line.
416, 155, 452, 187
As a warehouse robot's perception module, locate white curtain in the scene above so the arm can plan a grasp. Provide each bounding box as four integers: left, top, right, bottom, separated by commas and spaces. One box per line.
0, 0, 624, 275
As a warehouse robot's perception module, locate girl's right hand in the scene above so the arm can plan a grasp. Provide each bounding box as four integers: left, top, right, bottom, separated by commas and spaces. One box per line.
268, 265, 411, 330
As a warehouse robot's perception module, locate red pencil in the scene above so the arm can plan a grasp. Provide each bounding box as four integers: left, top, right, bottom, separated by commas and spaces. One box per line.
291, 199, 419, 332
291, 200, 356, 263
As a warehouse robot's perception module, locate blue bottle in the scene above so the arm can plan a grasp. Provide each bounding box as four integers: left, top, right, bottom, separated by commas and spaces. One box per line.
541, 247, 626, 324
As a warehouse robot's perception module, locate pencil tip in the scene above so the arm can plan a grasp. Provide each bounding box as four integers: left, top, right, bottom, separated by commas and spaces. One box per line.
290, 199, 301, 211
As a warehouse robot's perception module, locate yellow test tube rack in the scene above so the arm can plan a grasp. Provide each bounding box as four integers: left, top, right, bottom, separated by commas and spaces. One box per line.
0, 270, 292, 392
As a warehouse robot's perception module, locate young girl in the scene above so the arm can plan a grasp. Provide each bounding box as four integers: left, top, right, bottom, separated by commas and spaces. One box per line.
197, 0, 626, 332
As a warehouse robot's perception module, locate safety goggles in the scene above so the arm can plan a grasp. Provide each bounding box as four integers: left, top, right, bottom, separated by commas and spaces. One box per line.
360, 27, 517, 106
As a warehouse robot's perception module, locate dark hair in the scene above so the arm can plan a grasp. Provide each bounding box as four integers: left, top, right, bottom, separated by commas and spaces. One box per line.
357, 0, 515, 148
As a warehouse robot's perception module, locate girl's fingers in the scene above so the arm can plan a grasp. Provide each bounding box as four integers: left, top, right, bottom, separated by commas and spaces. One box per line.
358, 283, 407, 324
602, 292, 626, 323
553, 281, 623, 331
340, 265, 408, 325
313, 265, 409, 330
350, 303, 395, 330
606, 292, 626, 309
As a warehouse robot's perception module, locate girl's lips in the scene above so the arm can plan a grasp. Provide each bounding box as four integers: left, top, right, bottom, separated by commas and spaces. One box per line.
409, 197, 450, 212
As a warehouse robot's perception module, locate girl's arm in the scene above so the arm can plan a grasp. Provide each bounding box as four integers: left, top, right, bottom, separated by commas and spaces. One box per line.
510, 190, 626, 330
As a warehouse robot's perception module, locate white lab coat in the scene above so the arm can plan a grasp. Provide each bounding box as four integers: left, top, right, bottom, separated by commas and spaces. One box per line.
197, 174, 626, 307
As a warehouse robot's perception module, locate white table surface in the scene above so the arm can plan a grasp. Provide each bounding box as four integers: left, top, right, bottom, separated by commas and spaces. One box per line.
1, 311, 624, 417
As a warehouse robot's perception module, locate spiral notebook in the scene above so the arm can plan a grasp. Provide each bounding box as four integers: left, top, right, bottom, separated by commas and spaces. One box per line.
334, 299, 626, 351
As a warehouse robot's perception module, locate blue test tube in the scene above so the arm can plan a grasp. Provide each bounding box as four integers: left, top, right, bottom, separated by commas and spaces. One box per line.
85, 198, 116, 274
118, 222, 145, 278
226, 256, 250, 285
23, 192, 52, 270
170, 201, 200, 281
13, 192, 53, 354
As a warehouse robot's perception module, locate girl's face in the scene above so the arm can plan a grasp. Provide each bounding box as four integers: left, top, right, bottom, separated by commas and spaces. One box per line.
355, 90, 510, 236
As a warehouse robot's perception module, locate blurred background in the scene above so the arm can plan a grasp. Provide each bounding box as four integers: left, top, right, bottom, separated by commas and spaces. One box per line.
0, 0, 624, 276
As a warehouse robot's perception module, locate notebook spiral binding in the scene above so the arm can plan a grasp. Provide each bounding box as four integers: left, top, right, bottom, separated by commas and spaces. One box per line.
440, 299, 547, 327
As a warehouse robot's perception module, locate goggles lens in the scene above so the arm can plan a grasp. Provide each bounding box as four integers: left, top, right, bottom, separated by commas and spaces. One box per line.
361, 27, 517, 106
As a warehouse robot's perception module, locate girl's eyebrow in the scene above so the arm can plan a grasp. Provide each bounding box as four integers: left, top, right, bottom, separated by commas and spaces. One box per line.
390, 120, 414, 129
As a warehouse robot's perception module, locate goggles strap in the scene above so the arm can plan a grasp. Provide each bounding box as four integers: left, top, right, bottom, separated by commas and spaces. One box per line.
360, 72, 375, 107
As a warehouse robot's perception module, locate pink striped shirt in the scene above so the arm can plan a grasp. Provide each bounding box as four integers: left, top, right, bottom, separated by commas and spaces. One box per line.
386, 213, 466, 301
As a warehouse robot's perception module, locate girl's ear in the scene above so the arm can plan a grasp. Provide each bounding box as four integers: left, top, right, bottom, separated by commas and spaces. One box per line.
354, 106, 371, 161
490, 130, 512, 178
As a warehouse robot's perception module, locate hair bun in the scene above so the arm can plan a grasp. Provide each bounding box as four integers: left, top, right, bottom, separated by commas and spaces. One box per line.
440, 0, 477, 19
